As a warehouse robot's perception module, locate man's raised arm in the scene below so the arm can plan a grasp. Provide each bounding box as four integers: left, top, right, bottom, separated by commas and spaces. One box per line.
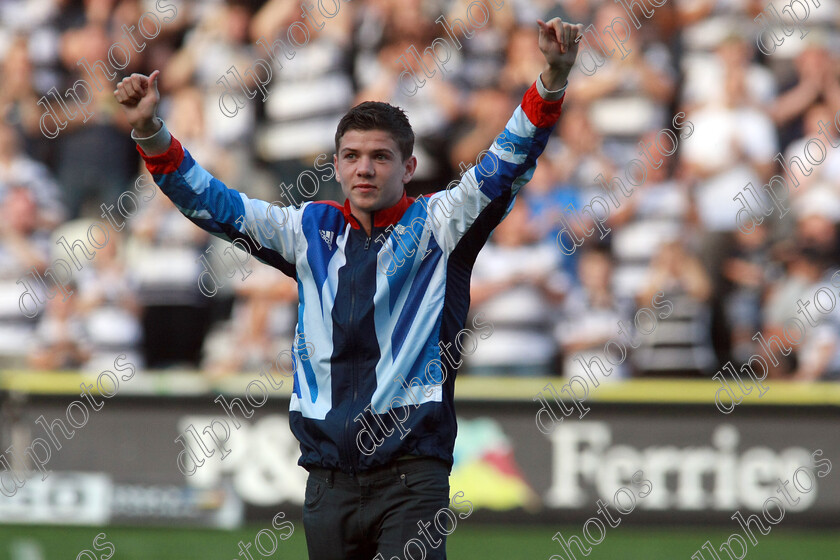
418, 18, 582, 254
114, 71, 300, 277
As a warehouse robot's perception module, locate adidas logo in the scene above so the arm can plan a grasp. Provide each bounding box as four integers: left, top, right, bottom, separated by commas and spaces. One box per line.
319, 229, 334, 249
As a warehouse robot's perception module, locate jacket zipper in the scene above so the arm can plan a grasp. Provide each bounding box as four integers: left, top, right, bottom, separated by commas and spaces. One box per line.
364, 211, 373, 250
342, 211, 374, 475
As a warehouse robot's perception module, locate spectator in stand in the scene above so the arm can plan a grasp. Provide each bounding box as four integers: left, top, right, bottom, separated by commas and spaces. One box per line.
464, 203, 561, 376
0, 36, 44, 147
28, 280, 89, 370
789, 191, 840, 381
608, 137, 689, 300
522, 157, 578, 243
501, 24, 544, 98
794, 310, 840, 381
681, 34, 776, 113
0, 123, 65, 228
55, 22, 138, 217
127, 180, 215, 369
567, 3, 675, 158
351, 0, 437, 93
556, 245, 633, 380
0, 187, 51, 367
534, 102, 609, 280
780, 103, 840, 198
0, 0, 66, 153
249, 0, 355, 203
610, 129, 689, 228
675, 0, 763, 52
520, 157, 582, 283
770, 43, 840, 148
680, 62, 776, 271
793, 186, 840, 268
762, 245, 837, 378
163, 0, 258, 171
635, 239, 716, 375
547, 0, 592, 24
792, 267, 840, 382
721, 223, 779, 362
546, 102, 613, 188
444, 0, 516, 93
201, 264, 298, 379
160, 85, 245, 194
76, 227, 143, 372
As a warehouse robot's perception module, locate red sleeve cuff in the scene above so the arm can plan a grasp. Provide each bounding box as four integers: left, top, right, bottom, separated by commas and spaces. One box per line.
522, 82, 565, 129
137, 136, 185, 175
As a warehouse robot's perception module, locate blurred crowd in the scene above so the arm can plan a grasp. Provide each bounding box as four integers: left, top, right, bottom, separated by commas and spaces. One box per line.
1, 0, 840, 380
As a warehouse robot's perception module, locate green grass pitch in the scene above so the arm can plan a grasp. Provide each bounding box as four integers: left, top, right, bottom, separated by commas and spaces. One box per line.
1, 523, 839, 559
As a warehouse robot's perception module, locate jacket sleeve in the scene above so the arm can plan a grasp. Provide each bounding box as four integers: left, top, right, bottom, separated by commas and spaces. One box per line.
420, 77, 565, 256
136, 132, 302, 278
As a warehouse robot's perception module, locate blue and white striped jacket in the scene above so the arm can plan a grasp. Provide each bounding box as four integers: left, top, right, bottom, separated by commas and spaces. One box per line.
139, 81, 565, 474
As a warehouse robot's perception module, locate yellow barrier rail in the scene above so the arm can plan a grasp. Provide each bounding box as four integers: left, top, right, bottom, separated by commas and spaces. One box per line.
2, 371, 840, 406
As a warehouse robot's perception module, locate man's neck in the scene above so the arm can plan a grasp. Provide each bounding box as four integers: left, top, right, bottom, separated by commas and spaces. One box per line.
345, 191, 410, 236
355, 212, 372, 236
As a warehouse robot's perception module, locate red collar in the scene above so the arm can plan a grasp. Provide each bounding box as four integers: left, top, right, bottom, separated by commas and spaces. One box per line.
342, 192, 415, 229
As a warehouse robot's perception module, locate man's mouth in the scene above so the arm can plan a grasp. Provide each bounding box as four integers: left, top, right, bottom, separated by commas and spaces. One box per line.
353, 183, 377, 192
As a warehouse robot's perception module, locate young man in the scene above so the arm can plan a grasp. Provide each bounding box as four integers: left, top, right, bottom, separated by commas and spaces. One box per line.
115, 17, 581, 560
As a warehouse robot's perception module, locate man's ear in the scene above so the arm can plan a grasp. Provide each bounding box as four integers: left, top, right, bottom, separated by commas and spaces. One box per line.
333, 153, 340, 184
402, 155, 417, 184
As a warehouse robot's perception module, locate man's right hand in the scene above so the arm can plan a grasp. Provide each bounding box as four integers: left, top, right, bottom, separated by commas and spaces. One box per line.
114, 70, 162, 136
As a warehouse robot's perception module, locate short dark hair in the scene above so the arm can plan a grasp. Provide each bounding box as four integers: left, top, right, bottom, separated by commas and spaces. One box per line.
335, 101, 414, 161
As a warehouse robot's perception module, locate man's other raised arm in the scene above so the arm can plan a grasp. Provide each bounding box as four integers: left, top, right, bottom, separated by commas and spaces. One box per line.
115, 71, 300, 276
421, 18, 582, 254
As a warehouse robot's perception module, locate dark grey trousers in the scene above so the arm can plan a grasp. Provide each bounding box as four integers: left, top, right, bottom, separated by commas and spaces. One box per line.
303, 457, 451, 560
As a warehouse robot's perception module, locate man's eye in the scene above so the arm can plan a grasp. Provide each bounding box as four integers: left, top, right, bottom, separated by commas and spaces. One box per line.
345, 154, 356, 160
375, 154, 387, 160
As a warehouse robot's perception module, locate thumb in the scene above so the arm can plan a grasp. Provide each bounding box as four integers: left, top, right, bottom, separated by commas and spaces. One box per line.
147, 70, 160, 97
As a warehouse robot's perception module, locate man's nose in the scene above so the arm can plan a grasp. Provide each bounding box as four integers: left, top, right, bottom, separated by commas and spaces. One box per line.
356, 156, 374, 176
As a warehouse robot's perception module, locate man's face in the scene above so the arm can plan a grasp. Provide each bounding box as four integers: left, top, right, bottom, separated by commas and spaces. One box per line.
334, 129, 416, 219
